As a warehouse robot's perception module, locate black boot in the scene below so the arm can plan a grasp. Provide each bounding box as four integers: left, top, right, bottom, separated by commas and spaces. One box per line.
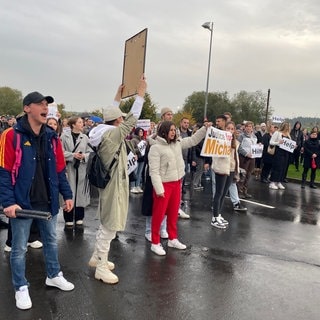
310, 183, 317, 189
301, 172, 307, 189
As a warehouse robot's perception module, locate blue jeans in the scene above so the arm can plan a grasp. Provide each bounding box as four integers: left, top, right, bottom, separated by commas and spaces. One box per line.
145, 216, 167, 235
10, 215, 60, 290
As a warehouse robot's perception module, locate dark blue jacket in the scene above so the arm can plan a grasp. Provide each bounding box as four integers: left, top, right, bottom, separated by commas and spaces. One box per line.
0, 117, 72, 215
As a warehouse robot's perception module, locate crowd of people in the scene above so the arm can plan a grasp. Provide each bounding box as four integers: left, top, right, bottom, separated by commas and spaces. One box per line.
1, 78, 320, 310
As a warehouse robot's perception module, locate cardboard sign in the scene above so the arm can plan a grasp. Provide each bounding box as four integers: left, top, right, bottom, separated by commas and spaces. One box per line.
272, 116, 285, 123
136, 119, 150, 133
251, 144, 263, 158
47, 104, 58, 120
127, 151, 138, 175
200, 127, 232, 157
137, 140, 147, 156
279, 138, 296, 153
122, 28, 147, 99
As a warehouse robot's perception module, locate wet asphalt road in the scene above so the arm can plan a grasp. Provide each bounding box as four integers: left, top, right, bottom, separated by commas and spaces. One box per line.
1, 176, 320, 320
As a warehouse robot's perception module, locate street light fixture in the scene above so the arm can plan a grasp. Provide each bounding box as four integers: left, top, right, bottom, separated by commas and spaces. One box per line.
202, 21, 213, 121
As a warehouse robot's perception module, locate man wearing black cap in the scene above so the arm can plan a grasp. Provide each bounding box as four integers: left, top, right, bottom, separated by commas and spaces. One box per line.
0, 91, 74, 310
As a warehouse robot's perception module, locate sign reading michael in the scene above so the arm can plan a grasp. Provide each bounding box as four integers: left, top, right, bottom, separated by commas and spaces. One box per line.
200, 127, 232, 157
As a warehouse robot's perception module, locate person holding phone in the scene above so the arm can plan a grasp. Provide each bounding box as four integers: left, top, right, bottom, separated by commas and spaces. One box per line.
60, 117, 91, 227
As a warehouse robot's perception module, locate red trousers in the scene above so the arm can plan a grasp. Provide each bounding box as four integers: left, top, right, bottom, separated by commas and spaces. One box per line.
151, 180, 181, 244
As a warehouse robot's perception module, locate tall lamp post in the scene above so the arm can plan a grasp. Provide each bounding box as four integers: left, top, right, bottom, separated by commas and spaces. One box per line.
202, 21, 213, 121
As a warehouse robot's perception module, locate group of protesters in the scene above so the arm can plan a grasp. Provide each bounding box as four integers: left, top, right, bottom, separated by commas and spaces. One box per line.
1, 75, 320, 311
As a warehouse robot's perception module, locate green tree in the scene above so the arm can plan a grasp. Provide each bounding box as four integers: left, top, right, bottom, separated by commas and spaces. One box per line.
231, 90, 272, 124
0, 87, 23, 116
183, 91, 232, 123
120, 92, 157, 122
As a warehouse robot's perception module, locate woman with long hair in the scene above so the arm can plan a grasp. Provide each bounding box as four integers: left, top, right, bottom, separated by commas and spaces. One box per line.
269, 122, 291, 190
60, 117, 91, 227
211, 121, 239, 229
148, 120, 211, 255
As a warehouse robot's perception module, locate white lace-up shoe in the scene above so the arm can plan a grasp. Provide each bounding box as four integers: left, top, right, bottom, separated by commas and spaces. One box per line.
45, 272, 74, 291
15, 285, 32, 310
168, 239, 187, 250
151, 243, 166, 256
178, 208, 190, 219
27, 240, 43, 249
160, 230, 169, 239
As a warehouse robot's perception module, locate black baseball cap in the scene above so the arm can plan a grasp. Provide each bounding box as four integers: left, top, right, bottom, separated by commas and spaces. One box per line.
23, 91, 54, 106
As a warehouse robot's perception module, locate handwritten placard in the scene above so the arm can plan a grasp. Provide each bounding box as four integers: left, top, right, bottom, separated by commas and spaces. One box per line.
251, 144, 263, 158
272, 116, 285, 123
279, 138, 296, 153
127, 151, 138, 175
200, 127, 232, 157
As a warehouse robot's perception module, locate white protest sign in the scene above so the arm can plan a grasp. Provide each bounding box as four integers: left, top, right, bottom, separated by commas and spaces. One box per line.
47, 104, 59, 120
127, 151, 138, 175
200, 127, 232, 157
137, 140, 147, 156
279, 138, 296, 153
251, 144, 263, 158
136, 119, 150, 133
272, 116, 285, 123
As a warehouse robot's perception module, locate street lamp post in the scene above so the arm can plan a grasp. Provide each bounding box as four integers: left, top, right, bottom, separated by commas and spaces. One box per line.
202, 21, 213, 121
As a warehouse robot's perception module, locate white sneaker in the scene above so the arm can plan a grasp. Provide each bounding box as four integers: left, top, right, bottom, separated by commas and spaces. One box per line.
145, 233, 151, 242
160, 230, 169, 239
45, 271, 74, 291
168, 239, 187, 250
130, 187, 139, 194
269, 182, 279, 190
178, 208, 190, 219
136, 186, 144, 193
151, 243, 166, 256
15, 285, 32, 310
27, 240, 43, 249
211, 217, 227, 229
4, 245, 11, 252
65, 222, 74, 227
75, 220, 83, 225
218, 215, 229, 226
277, 182, 285, 190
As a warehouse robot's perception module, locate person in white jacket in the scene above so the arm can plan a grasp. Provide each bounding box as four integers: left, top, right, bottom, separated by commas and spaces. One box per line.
148, 120, 212, 256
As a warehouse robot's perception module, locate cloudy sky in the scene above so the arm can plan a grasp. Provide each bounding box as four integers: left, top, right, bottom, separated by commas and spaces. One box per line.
1, 0, 319, 118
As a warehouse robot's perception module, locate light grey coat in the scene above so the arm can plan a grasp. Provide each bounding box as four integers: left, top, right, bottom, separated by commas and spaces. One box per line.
97, 112, 137, 231
60, 131, 91, 207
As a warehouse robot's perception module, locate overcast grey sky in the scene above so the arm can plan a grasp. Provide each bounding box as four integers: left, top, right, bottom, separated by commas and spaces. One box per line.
1, 0, 319, 118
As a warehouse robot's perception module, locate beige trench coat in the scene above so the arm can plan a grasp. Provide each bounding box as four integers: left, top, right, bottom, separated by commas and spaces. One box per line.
97, 112, 137, 231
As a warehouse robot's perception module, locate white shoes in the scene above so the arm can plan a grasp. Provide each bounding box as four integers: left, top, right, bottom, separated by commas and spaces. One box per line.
95, 265, 119, 284
88, 255, 115, 270
15, 285, 32, 310
168, 239, 187, 250
178, 208, 190, 219
4, 245, 11, 252
151, 243, 166, 256
160, 230, 169, 239
145, 233, 151, 242
130, 186, 143, 194
27, 240, 43, 249
45, 271, 74, 291
269, 182, 279, 190
277, 182, 285, 190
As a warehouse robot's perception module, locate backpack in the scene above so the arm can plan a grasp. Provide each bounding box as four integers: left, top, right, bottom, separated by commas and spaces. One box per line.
86, 142, 122, 189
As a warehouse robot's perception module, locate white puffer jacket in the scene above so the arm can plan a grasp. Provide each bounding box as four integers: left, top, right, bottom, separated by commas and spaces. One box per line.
148, 126, 207, 195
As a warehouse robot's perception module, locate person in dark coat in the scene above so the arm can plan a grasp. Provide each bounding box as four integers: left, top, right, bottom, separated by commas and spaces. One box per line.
301, 130, 320, 189
260, 124, 277, 183
290, 121, 304, 171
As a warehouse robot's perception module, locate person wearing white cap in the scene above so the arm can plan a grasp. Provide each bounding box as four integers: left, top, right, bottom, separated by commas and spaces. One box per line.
88, 75, 147, 284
